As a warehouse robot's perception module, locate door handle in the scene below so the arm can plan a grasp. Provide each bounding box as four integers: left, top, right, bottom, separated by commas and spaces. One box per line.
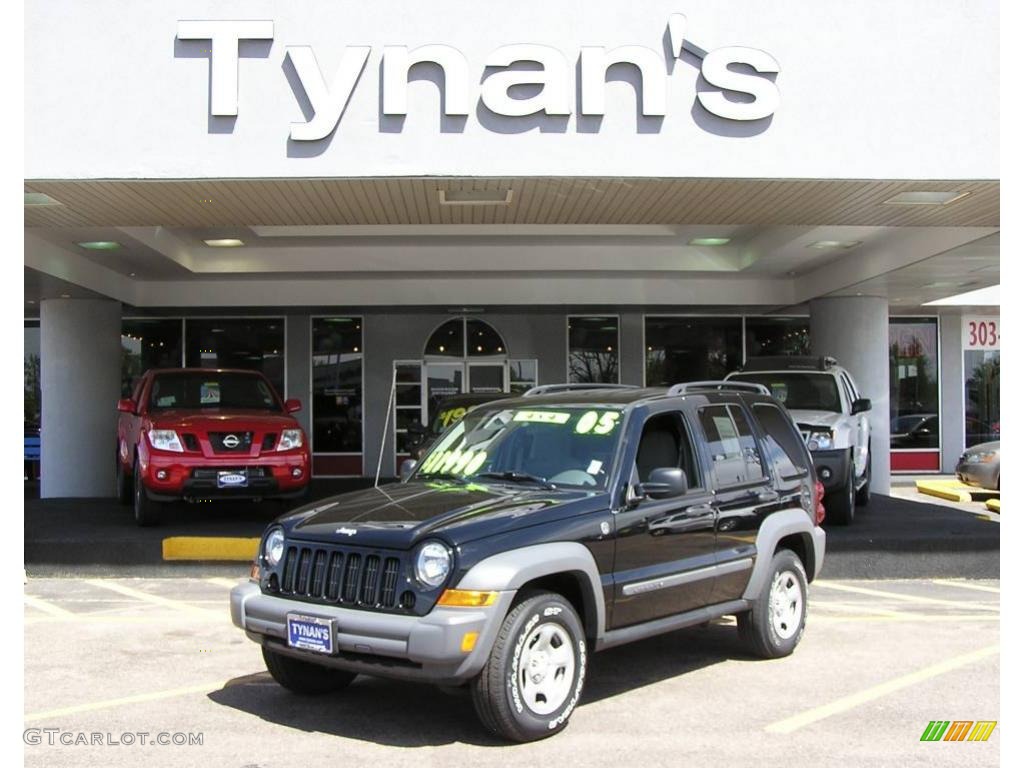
754, 490, 779, 503
683, 504, 714, 518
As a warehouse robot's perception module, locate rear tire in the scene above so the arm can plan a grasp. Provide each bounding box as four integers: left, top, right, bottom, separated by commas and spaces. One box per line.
471, 591, 587, 742
133, 463, 161, 527
826, 463, 856, 525
737, 549, 808, 659
262, 647, 356, 695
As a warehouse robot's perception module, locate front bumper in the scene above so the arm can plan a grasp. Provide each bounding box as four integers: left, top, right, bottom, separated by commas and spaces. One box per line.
955, 460, 999, 491
142, 451, 310, 500
811, 448, 851, 493
230, 581, 515, 683
810, 525, 826, 580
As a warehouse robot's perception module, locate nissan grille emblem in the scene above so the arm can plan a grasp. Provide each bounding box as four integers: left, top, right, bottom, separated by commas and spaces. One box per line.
336, 527, 358, 537
222, 434, 241, 449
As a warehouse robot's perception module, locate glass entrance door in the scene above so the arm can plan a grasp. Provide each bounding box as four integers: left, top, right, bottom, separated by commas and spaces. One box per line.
467, 362, 507, 394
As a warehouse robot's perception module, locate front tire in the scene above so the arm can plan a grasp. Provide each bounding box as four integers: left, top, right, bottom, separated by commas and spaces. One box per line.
133, 463, 161, 527
826, 463, 856, 525
115, 451, 132, 506
471, 592, 587, 742
262, 647, 356, 695
737, 549, 808, 659
855, 450, 872, 507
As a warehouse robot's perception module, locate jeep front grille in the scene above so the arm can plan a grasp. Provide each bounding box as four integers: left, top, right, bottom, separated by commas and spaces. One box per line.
278, 544, 406, 611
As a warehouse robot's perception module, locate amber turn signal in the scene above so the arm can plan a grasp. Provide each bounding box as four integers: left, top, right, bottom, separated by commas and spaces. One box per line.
437, 589, 498, 607
249, 562, 261, 581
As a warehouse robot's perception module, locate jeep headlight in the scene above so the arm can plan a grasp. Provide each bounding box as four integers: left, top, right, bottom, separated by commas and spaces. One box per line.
806, 430, 834, 451
414, 541, 452, 588
263, 527, 285, 567
278, 429, 304, 451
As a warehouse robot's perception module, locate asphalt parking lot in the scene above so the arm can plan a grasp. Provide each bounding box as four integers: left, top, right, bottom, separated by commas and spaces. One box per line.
24, 576, 999, 767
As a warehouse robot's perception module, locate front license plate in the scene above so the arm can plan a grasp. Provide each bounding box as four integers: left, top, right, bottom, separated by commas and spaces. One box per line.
286, 614, 335, 654
217, 471, 248, 488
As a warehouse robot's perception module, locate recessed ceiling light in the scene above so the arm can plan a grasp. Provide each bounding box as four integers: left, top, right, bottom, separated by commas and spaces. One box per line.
77, 241, 120, 250
26, 300, 36, 304
60, 293, 71, 299
438, 189, 513, 206
808, 240, 861, 250
920, 281, 957, 289
129, 272, 136, 277
884, 190, 970, 206
24, 192, 63, 206
203, 238, 245, 247
689, 237, 731, 246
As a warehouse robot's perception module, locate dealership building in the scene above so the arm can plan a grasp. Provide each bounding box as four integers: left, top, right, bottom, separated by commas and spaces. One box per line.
24, 0, 999, 498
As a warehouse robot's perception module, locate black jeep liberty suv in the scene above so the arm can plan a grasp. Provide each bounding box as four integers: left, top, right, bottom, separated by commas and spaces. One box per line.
231, 381, 827, 742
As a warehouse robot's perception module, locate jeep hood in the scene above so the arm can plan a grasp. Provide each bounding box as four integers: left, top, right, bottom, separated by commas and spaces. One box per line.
277, 480, 593, 549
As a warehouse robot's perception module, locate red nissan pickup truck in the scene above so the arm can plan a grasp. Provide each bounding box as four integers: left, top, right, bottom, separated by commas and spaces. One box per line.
116, 368, 311, 526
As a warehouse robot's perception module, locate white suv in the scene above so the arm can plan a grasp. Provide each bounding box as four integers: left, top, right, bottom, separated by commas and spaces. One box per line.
727, 356, 871, 524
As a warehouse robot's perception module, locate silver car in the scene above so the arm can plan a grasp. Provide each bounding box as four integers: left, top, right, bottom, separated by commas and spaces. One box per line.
956, 441, 1000, 491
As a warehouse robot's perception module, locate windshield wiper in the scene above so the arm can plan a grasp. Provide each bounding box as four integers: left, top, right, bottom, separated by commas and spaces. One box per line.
416, 472, 469, 484
472, 471, 556, 489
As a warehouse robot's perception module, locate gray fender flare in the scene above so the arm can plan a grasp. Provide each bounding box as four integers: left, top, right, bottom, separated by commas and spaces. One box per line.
742, 508, 824, 601
456, 542, 607, 638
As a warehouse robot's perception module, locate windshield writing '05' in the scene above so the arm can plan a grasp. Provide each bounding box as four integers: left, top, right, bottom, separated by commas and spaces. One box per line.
416, 408, 623, 489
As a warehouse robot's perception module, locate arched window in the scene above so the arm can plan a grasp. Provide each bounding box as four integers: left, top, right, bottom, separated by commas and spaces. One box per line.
424, 318, 508, 359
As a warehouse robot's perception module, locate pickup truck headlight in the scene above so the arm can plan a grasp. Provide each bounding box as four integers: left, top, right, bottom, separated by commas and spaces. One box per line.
148, 430, 184, 452
263, 527, 285, 567
806, 430, 834, 451
415, 541, 452, 588
278, 429, 304, 451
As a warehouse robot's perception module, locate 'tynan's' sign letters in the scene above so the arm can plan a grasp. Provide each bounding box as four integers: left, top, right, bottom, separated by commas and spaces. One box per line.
177, 14, 780, 140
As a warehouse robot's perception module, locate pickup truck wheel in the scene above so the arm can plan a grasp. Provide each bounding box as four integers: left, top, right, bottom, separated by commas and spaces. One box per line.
737, 549, 808, 659
855, 450, 872, 507
133, 463, 161, 527
261, 647, 356, 695
471, 591, 587, 742
826, 464, 856, 525
115, 453, 131, 506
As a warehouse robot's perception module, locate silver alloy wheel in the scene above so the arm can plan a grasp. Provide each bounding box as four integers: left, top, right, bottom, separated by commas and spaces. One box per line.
517, 622, 576, 716
768, 569, 803, 640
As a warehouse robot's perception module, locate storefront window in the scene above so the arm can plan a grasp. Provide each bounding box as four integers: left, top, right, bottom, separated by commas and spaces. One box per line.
965, 349, 999, 447
568, 316, 619, 383
312, 318, 363, 453
121, 318, 183, 397
467, 318, 506, 356
425, 319, 465, 357
185, 318, 285, 395
509, 360, 539, 395
645, 317, 742, 385
744, 317, 810, 359
888, 318, 940, 450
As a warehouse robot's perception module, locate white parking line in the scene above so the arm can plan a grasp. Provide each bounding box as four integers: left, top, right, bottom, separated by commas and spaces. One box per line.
765, 644, 999, 734
25, 680, 229, 723
931, 579, 1001, 594
812, 581, 999, 612
206, 577, 241, 588
24, 594, 74, 618
83, 579, 219, 616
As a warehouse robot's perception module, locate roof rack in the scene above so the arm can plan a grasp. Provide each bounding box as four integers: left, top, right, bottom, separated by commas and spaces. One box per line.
740, 355, 838, 373
667, 380, 771, 397
522, 383, 639, 397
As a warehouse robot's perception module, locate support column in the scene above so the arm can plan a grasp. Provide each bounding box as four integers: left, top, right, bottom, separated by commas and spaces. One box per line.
809, 296, 890, 495
40, 298, 122, 498
938, 314, 965, 472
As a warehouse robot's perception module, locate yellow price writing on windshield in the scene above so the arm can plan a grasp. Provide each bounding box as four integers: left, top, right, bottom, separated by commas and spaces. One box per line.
513, 410, 571, 425
574, 410, 621, 435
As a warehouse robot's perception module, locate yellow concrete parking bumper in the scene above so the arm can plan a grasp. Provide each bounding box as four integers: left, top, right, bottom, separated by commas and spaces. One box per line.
162, 537, 260, 562
985, 498, 1001, 513
916, 479, 999, 504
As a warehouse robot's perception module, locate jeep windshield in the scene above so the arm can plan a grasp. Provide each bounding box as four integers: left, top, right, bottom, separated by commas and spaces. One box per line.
148, 372, 281, 412
729, 372, 842, 413
414, 406, 624, 489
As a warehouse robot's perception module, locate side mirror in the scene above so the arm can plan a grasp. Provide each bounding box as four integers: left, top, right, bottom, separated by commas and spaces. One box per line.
399, 458, 417, 482
284, 398, 302, 414
640, 468, 689, 499
851, 398, 872, 415
117, 398, 136, 414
